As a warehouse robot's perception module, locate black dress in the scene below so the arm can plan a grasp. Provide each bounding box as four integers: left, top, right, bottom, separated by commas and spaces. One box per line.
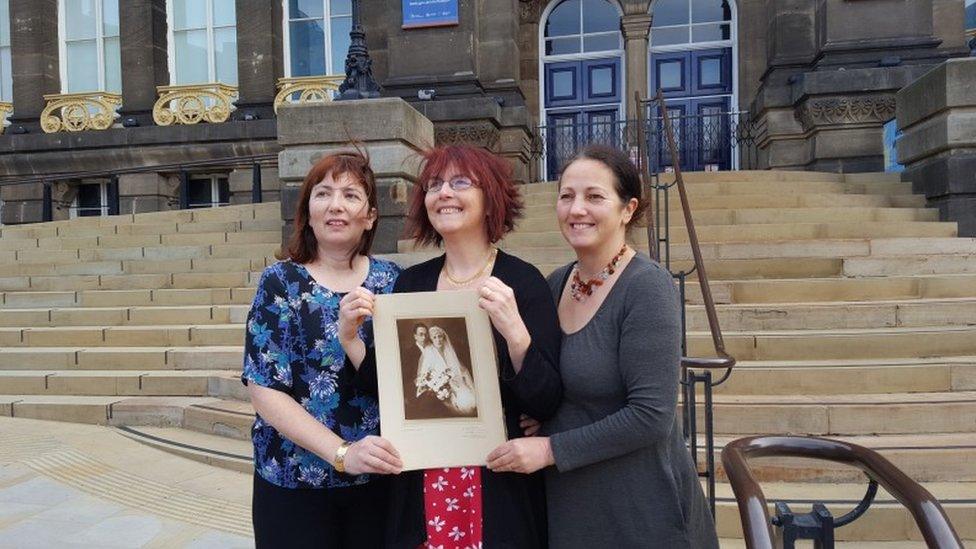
352, 250, 563, 548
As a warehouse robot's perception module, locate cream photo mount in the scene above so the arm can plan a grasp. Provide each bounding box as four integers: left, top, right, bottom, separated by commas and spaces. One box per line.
373, 290, 506, 471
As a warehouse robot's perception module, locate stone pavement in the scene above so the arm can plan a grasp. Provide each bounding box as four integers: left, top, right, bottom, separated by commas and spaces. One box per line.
0, 416, 253, 548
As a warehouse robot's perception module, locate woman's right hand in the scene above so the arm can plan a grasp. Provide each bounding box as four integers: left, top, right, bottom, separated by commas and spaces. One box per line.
342, 435, 403, 475
338, 287, 375, 344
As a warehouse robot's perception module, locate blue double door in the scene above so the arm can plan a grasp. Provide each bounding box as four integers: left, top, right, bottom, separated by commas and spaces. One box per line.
649, 48, 733, 172
543, 57, 622, 178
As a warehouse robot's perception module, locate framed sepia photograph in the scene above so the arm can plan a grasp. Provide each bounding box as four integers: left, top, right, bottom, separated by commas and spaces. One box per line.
373, 290, 506, 471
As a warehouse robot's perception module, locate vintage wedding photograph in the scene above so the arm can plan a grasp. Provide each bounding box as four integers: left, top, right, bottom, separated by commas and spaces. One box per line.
396, 317, 478, 420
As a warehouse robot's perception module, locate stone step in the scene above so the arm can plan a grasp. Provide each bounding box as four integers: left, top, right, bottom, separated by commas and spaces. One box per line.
0, 270, 263, 292
115, 425, 253, 473
710, 480, 976, 542
182, 398, 256, 440
0, 229, 281, 253
0, 324, 246, 347
690, 273, 976, 305
0, 394, 220, 427
0, 203, 282, 240
701, 433, 976, 483
687, 297, 976, 331
7, 240, 279, 264
518, 180, 916, 206
0, 305, 250, 327
0, 256, 273, 278
692, 391, 976, 436
497, 222, 958, 248
521, 193, 926, 215
711, 357, 975, 396
0, 287, 257, 309
844, 255, 976, 277
0, 370, 240, 397
0, 346, 242, 371
514, 207, 940, 232
687, 325, 976, 361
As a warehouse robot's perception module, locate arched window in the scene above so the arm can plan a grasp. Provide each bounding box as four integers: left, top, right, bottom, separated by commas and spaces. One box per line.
544, 0, 621, 56
284, 0, 353, 77
651, 0, 731, 48
168, 0, 238, 85
966, 0, 975, 35
58, 0, 122, 93
0, 0, 10, 101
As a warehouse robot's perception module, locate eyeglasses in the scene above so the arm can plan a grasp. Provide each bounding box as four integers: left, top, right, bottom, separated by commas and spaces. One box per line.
423, 177, 476, 194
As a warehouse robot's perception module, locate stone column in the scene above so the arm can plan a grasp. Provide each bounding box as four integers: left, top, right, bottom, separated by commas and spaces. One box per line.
621, 14, 651, 118
276, 98, 434, 253
234, 0, 283, 120
118, 173, 180, 214
7, 0, 59, 132
229, 165, 281, 205
119, 0, 169, 125
897, 58, 976, 236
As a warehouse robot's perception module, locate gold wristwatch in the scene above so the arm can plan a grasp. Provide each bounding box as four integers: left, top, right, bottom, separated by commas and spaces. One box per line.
334, 441, 353, 473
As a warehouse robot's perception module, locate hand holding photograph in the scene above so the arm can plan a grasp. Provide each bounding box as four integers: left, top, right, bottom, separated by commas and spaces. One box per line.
373, 290, 505, 471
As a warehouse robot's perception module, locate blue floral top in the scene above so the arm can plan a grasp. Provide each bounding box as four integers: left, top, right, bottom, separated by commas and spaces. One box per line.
241, 257, 400, 489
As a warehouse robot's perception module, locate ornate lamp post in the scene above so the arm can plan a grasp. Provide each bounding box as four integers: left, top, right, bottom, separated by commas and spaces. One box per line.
337, 0, 382, 100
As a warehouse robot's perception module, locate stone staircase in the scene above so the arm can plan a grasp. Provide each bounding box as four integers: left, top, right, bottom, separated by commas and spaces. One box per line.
1, 172, 974, 544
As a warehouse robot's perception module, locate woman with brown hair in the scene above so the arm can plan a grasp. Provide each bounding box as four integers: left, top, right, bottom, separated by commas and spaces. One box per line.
339, 145, 562, 548
490, 145, 719, 548
242, 150, 403, 548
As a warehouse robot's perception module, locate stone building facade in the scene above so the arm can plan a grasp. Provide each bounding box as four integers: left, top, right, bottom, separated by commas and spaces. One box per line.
0, 0, 971, 225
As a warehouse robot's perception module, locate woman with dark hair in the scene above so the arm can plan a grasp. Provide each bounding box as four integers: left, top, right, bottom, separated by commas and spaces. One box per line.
493, 145, 719, 548
339, 145, 562, 548
242, 150, 403, 548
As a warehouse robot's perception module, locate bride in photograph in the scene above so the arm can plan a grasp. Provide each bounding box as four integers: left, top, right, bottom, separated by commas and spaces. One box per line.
415, 325, 477, 416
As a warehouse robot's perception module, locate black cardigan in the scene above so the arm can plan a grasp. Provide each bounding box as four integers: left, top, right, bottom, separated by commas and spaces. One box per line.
352, 250, 562, 548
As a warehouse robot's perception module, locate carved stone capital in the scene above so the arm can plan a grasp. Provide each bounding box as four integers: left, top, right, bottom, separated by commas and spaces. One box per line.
434, 121, 501, 150
621, 13, 653, 40
519, 0, 542, 24
795, 94, 897, 130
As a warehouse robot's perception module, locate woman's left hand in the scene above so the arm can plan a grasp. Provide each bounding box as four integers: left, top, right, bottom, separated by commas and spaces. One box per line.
478, 277, 531, 356
486, 437, 554, 474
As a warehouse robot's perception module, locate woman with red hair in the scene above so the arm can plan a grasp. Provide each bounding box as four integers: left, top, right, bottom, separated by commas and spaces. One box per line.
339, 145, 562, 548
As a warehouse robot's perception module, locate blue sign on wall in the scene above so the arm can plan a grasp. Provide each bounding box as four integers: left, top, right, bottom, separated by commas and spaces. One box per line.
402, 0, 459, 29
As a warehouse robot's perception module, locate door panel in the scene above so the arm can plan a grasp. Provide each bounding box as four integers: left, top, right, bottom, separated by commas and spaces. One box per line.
651, 53, 690, 98
582, 58, 621, 105
544, 61, 581, 108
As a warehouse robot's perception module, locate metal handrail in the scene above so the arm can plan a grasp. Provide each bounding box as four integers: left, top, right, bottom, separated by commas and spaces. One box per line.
649, 88, 736, 382
722, 435, 965, 549
0, 153, 279, 188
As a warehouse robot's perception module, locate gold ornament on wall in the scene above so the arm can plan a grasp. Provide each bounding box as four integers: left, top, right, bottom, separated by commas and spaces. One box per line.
273, 75, 344, 114
40, 92, 122, 133
153, 83, 239, 126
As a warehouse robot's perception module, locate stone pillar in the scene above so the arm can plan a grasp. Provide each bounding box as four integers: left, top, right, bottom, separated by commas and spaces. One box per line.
118, 173, 180, 214
229, 165, 281, 205
0, 183, 44, 224
621, 14, 651, 118
7, 0, 59, 132
119, 0, 169, 125
897, 58, 976, 236
234, 0, 283, 120
276, 98, 434, 253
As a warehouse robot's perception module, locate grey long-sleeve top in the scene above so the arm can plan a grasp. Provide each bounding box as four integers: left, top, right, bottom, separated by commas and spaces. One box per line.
544, 254, 718, 549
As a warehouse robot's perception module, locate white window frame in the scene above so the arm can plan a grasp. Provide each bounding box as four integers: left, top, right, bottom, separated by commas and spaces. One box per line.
166, 0, 237, 85
188, 174, 230, 209
70, 181, 109, 218
57, 0, 120, 93
648, 0, 741, 168
967, 0, 976, 34
0, 0, 11, 102
538, 0, 627, 180
281, 0, 352, 78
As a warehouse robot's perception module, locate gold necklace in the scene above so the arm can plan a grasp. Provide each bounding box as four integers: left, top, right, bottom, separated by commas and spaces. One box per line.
444, 247, 498, 287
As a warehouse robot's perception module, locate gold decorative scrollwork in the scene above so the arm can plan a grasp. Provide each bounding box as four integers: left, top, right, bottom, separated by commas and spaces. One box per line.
153, 83, 238, 126
40, 92, 122, 133
0, 101, 12, 134
273, 75, 343, 114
